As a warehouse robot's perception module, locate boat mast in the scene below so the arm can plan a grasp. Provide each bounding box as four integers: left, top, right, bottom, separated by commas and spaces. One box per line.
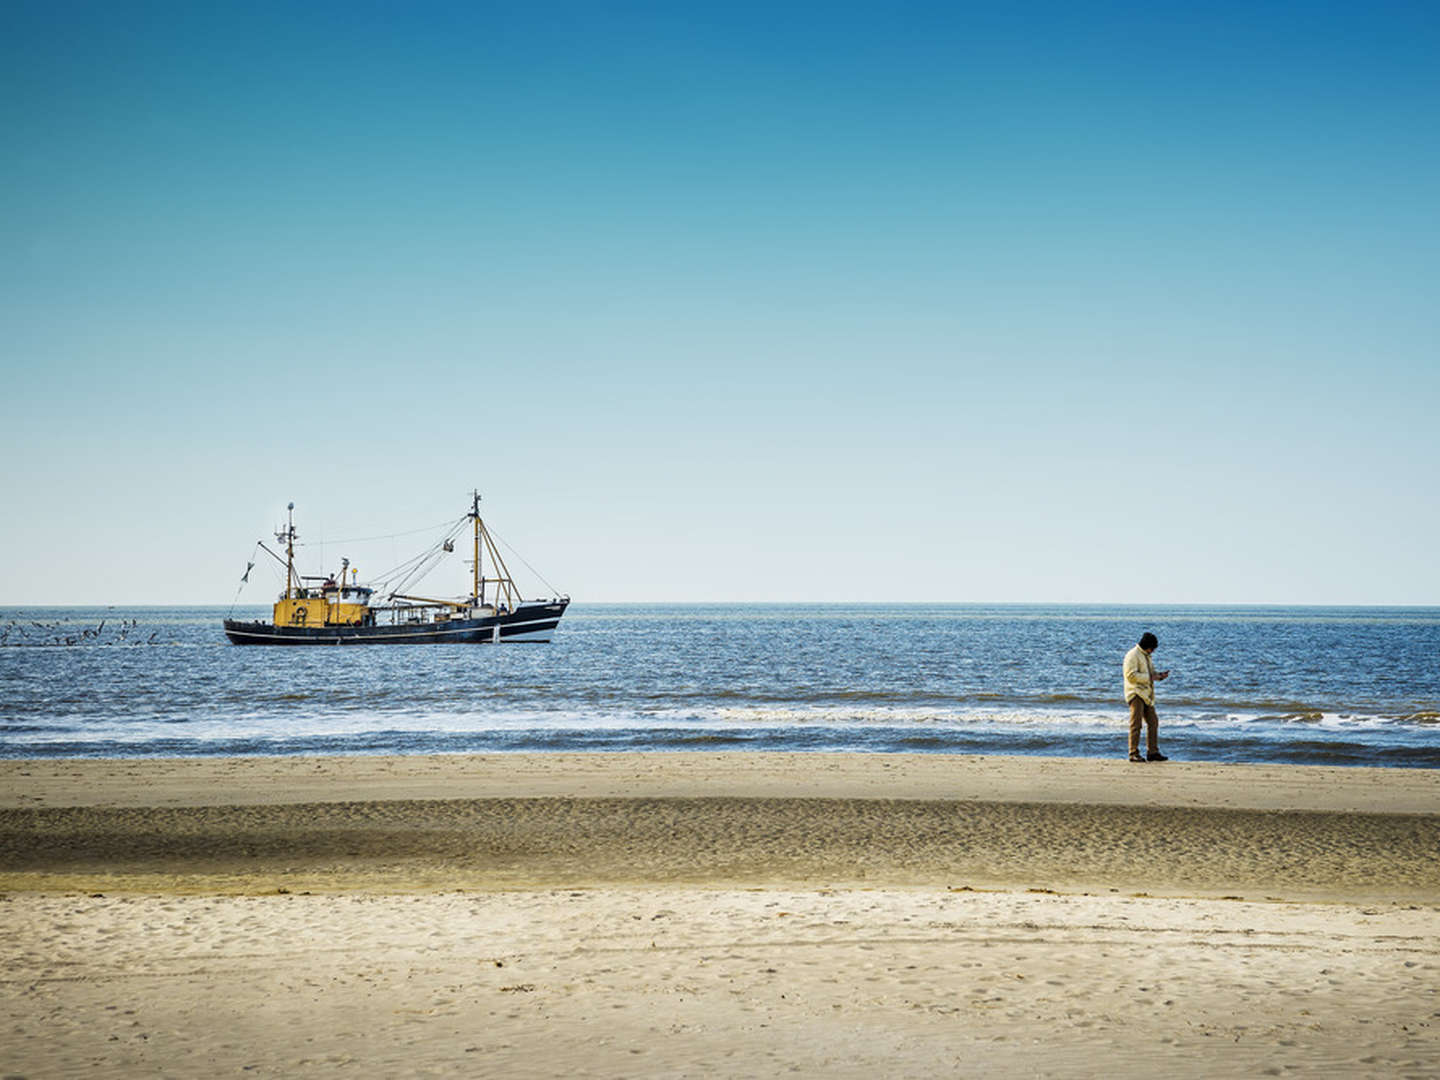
471, 490, 482, 605
279, 502, 297, 600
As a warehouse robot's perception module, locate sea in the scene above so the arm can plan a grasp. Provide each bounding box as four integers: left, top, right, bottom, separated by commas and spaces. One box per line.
1, 604, 1437, 768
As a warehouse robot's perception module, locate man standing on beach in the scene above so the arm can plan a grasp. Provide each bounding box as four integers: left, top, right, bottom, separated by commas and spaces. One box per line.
1123, 632, 1170, 762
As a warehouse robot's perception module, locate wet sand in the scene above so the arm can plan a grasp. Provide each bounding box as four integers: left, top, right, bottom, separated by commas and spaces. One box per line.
2, 753, 1437, 1076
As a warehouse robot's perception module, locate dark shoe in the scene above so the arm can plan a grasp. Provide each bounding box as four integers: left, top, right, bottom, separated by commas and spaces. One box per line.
1146, 751, 1169, 762
1128, 753, 1145, 762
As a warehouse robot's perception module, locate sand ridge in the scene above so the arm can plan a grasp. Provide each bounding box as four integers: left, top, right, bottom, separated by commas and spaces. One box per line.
3, 794, 1439, 902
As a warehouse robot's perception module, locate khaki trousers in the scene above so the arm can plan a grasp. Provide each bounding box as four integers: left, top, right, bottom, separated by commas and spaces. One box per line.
1127, 696, 1159, 757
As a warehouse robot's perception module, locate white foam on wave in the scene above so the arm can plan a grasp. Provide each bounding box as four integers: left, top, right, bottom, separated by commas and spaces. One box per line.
9, 700, 1431, 749
6, 707, 636, 745
698, 704, 1120, 730
1216, 710, 1429, 730
8, 703, 1121, 745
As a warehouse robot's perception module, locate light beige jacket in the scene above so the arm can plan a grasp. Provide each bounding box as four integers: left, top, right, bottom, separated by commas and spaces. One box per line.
1122, 644, 1155, 705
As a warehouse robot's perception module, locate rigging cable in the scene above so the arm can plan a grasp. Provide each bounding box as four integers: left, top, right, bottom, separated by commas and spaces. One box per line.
488, 526, 564, 598
227, 542, 263, 617
372, 517, 471, 597
292, 519, 459, 547
355, 517, 466, 585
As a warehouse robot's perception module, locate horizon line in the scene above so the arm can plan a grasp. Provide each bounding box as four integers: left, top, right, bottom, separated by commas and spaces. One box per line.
4, 600, 1440, 611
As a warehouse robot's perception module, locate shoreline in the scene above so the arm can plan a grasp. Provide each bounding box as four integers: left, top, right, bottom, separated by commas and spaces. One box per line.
6, 750, 1439, 812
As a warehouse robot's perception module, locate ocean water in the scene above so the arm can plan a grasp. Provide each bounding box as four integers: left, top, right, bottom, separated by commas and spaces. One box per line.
1, 604, 1437, 767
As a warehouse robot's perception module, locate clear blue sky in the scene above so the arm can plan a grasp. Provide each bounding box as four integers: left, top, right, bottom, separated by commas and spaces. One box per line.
3, 1, 1437, 605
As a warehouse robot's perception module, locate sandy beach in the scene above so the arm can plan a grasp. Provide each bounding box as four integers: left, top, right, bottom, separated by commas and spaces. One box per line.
3, 752, 1438, 1076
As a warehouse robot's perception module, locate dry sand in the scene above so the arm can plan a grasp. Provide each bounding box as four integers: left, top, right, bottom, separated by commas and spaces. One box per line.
2, 753, 1437, 1077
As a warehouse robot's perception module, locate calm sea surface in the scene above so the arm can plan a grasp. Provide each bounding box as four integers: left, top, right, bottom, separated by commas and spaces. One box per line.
1, 604, 1437, 767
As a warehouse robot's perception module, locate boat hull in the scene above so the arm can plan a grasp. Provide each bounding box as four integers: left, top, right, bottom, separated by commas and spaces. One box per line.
223, 600, 568, 645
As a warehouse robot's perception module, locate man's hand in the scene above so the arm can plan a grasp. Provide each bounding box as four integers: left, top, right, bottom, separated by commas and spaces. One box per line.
1156, 670, 1171, 680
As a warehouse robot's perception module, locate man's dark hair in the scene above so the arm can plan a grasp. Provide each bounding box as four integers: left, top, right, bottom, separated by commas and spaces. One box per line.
1139, 632, 1159, 649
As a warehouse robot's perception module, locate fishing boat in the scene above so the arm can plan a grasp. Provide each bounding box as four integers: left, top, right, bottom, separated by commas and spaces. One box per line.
223, 494, 568, 645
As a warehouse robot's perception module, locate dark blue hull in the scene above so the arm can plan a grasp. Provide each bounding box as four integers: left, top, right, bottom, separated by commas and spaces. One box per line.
223, 600, 567, 645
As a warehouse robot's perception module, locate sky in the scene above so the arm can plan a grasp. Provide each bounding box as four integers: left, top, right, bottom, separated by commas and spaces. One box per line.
3, 0, 1438, 605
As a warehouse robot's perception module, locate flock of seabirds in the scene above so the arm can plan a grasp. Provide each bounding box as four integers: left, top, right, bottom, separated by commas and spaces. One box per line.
1, 618, 157, 648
